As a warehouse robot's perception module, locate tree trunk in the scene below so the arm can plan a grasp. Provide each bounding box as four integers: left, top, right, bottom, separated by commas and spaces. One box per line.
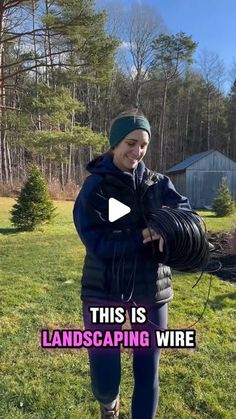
6, 139, 13, 186
206, 88, 211, 149
0, 7, 6, 182
68, 144, 73, 183
134, 71, 142, 108
45, 0, 55, 87
158, 80, 168, 171
184, 92, 190, 159
60, 160, 64, 189
2, 133, 9, 183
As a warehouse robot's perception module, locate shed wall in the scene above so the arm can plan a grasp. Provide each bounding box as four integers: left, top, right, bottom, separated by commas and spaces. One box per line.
167, 172, 186, 196
186, 170, 236, 208
190, 150, 235, 171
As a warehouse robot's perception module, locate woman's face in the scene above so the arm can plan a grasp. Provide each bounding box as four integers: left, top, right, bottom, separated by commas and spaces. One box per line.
112, 129, 149, 172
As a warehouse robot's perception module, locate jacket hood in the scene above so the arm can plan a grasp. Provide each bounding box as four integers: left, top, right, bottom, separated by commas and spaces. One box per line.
86, 153, 146, 189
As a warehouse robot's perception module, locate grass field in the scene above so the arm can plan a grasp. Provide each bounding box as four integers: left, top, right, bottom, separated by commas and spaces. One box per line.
0, 198, 235, 419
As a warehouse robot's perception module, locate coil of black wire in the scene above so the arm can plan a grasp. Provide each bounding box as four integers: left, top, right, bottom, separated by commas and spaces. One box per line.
146, 208, 210, 272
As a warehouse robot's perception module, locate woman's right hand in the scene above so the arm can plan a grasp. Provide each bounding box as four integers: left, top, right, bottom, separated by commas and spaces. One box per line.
142, 228, 164, 252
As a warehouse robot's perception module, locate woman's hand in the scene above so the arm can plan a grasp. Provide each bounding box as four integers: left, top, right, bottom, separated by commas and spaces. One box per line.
142, 227, 164, 252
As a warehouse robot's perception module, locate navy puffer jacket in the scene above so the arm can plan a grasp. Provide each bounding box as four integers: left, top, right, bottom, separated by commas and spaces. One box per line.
73, 153, 190, 305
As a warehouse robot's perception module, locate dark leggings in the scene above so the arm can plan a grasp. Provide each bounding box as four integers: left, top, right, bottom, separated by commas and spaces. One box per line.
83, 300, 168, 419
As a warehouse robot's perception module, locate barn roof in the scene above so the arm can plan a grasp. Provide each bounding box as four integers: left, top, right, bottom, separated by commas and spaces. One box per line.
166, 150, 214, 173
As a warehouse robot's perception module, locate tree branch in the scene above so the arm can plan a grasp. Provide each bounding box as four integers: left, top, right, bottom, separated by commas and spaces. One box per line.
0, 104, 21, 110
0, 59, 89, 82
1, 48, 73, 69
5, 1, 25, 9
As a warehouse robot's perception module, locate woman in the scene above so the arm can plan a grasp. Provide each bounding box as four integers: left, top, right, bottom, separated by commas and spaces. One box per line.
73, 110, 190, 419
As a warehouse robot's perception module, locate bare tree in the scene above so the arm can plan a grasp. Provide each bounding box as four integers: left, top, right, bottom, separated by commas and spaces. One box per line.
100, 1, 166, 108
126, 3, 166, 108
152, 32, 197, 170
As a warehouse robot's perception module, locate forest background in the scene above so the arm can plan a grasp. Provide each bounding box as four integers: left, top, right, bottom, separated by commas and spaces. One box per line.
1, 0, 236, 197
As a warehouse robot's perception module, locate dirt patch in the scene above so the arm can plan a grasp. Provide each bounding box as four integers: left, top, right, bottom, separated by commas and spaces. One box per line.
208, 232, 236, 282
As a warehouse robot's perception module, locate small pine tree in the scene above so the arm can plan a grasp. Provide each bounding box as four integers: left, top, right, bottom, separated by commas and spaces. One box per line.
212, 177, 235, 217
11, 165, 56, 231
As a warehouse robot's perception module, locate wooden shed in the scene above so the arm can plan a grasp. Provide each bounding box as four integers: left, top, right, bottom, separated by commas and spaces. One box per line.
165, 150, 236, 209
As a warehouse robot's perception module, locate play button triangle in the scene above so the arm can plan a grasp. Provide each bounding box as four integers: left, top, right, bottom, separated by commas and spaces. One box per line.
108, 198, 131, 222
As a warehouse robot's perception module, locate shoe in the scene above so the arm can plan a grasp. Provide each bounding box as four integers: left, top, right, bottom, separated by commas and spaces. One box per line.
100, 398, 120, 418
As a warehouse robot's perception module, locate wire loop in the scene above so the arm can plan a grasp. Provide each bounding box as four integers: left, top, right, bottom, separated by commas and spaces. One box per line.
146, 208, 210, 272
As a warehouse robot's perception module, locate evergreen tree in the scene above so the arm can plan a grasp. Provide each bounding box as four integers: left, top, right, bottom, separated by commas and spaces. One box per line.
212, 177, 235, 217
11, 165, 56, 231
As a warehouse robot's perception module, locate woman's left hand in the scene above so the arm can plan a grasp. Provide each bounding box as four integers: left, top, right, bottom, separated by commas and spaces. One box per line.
142, 228, 164, 252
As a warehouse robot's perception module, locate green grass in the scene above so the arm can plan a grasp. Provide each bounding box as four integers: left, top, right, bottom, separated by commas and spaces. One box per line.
198, 210, 235, 233
0, 199, 235, 419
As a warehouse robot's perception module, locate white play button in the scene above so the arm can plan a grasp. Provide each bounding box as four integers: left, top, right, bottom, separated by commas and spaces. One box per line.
108, 198, 131, 222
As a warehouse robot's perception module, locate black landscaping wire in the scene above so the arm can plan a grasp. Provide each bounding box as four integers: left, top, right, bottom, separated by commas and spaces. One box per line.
184, 259, 222, 330
144, 208, 210, 272
112, 208, 217, 329
112, 240, 137, 303
141, 208, 220, 329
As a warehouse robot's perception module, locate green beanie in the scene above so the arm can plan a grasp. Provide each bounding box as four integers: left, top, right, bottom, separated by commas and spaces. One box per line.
109, 115, 151, 148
